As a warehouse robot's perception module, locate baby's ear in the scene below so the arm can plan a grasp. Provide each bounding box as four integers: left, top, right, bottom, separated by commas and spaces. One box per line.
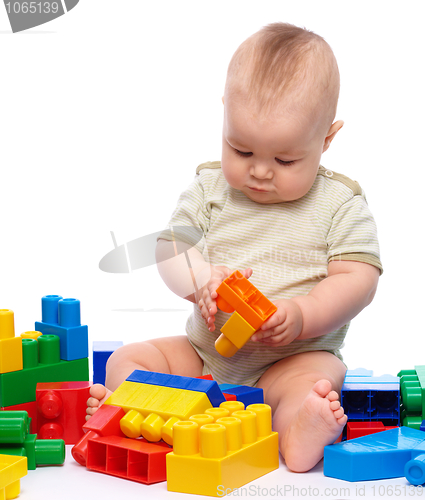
323, 120, 344, 152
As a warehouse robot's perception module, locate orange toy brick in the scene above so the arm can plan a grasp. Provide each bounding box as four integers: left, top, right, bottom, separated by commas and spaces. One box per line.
215, 271, 277, 357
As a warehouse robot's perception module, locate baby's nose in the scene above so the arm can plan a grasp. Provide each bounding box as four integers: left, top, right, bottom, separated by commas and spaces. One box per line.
251, 163, 273, 179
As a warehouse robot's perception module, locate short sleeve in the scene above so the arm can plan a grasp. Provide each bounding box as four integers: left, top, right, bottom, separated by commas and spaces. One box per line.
327, 194, 383, 274
158, 176, 210, 254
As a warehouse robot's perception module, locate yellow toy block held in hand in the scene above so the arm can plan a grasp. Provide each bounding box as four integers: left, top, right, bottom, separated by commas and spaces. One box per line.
215, 271, 277, 357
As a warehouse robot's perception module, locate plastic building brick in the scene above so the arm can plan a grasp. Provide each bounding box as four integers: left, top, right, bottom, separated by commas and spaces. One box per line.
215, 312, 256, 358
223, 393, 237, 402
36, 381, 92, 444
0, 411, 65, 470
398, 365, 425, 429
421, 420, 425, 432
93, 341, 123, 385
0, 310, 15, 340
166, 403, 279, 496
214, 271, 277, 357
405, 453, 425, 486
72, 404, 126, 466
324, 426, 425, 482
218, 384, 239, 391
86, 435, 171, 484
0, 455, 27, 500
20, 331, 42, 340
105, 381, 212, 444
345, 368, 374, 377
346, 422, 398, 440
1, 402, 37, 434
0, 334, 89, 407
0, 310, 23, 374
341, 370, 400, 426
219, 386, 264, 407
35, 295, 88, 361
126, 369, 225, 408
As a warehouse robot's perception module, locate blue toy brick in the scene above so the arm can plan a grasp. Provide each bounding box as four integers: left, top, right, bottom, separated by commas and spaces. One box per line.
35, 321, 88, 361
126, 370, 225, 407
341, 370, 400, 426
324, 427, 425, 482
421, 420, 425, 432
35, 296, 88, 361
93, 341, 123, 385
405, 453, 425, 485
221, 386, 264, 406
218, 384, 239, 391
345, 368, 374, 377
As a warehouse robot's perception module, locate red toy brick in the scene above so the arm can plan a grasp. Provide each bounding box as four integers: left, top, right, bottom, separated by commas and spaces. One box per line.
347, 421, 399, 440
86, 435, 171, 484
36, 381, 92, 445
72, 404, 126, 466
223, 393, 237, 401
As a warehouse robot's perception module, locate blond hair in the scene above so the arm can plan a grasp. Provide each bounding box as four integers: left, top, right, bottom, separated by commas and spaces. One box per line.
225, 23, 340, 127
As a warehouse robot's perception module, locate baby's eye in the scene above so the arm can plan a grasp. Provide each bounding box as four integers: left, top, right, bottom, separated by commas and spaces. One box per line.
276, 158, 295, 166
234, 149, 253, 157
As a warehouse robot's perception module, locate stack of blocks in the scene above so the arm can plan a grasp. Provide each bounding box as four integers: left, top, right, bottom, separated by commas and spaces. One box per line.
398, 365, 425, 429
71, 369, 278, 494
214, 271, 277, 357
340, 368, 400, 440
0, 296, 89, 440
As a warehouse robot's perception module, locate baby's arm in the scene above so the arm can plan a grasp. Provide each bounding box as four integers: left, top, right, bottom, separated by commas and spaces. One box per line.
252, 260, 379, 346
156, 239, 251, 327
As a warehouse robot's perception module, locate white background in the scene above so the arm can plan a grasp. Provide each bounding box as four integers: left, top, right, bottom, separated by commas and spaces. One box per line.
1, 0, 424, 379
1, 1, 425, 498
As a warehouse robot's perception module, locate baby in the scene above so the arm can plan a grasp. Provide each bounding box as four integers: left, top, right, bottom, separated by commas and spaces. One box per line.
87, 23, 382, 473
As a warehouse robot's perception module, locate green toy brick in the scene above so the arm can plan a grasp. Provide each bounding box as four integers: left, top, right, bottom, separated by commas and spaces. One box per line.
0, 434, 65, 470
0, 357, 89, 406
398, 365, 425, 429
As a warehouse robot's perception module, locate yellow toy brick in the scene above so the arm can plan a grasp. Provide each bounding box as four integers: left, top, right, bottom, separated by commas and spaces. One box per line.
0, 455, 27, 500
0, 337, 23, 374
0, 310, 15, 340
20, 331, 42, 340
166, 403, 279, 496
104, 381, 212, 444
215, 312, 256, 357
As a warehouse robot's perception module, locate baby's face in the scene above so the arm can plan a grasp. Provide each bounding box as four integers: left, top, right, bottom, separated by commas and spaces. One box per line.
221, 99, 335, 203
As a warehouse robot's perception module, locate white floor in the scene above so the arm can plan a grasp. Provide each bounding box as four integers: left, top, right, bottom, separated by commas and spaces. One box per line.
18, 445, 422, 500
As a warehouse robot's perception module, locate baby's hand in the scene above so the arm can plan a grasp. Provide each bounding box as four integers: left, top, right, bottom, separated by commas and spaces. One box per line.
198, 266, 253, 332
251, 298, 303, 347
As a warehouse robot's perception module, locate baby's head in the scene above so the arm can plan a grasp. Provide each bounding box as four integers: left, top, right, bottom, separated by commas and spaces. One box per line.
221, 23, 343, 203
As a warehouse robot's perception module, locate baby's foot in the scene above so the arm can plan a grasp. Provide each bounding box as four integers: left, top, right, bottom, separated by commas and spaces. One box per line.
86, 384, 113, 421
282, 379, 347, 472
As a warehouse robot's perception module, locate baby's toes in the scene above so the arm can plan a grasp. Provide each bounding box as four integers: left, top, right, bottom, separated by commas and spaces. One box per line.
90, 383, 107, 400
87, 396, 100, 409
86, 405, 99, 418
326, 390, 339, 402
329, 399, 341, 411
333, 406, 345, 420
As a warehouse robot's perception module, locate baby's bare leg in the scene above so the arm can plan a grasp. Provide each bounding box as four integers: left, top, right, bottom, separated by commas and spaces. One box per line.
86, 335, 203, 420
257, 350, 347, 473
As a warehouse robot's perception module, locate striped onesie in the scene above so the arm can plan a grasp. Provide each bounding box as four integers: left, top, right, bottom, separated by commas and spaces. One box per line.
162, 161, 382, 386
